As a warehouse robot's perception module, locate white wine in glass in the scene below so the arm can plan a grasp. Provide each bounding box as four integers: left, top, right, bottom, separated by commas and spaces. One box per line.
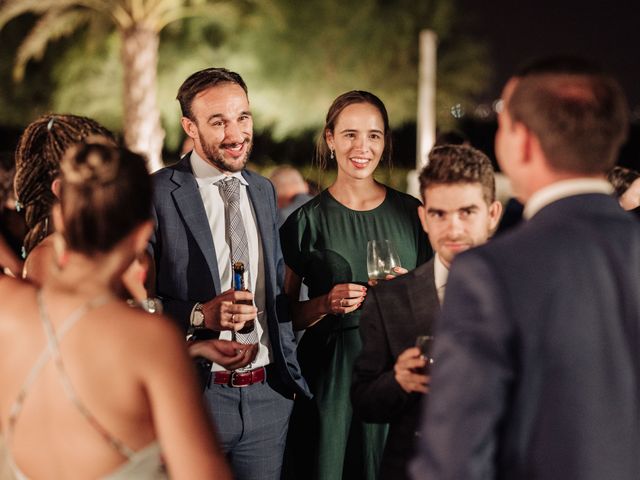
367, 239, 402, 282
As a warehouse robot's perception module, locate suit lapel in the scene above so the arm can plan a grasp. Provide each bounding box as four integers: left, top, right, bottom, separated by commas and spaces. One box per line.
407, 259, 439, 335
244, 171, 275, 286
170, 156, 221, 293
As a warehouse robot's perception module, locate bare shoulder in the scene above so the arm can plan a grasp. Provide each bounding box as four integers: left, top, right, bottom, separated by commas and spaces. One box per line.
0, 275, 35, 308
23, 237, 54, 285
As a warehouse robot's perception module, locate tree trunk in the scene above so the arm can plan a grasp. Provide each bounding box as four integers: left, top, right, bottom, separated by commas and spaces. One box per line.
120, 26, 165, 172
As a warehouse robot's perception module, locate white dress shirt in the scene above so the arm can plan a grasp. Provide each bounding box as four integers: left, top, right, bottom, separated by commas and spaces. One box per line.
523, 178, 613, 220
434, 254, 450, 305
190, 150, 273, 371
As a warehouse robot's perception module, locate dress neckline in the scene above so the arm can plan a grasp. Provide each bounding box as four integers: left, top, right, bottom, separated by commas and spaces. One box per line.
323, 186, 389, 213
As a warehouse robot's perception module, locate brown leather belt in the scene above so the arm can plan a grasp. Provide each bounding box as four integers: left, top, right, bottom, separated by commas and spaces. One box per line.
212, 366, 266, 387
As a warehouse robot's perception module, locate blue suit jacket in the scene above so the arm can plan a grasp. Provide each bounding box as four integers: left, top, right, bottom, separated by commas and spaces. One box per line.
411, 193, 640, 480
149, 154, 310, 397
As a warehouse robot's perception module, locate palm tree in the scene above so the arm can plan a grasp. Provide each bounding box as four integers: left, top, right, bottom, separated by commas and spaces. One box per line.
0, 0, 232, 171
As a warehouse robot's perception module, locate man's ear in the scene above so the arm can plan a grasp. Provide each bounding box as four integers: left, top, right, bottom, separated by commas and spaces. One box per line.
180, 117, 198, 139
418, 204, 429, 234
488, 200, 503, 232
513, 122, 536, 166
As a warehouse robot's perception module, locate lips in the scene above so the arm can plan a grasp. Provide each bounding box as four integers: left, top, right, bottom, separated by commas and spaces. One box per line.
222, 141, 248, 159
350, 157, 371, 169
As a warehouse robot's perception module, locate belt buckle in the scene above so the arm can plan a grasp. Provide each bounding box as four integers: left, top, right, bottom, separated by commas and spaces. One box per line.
230, 370, 248, 388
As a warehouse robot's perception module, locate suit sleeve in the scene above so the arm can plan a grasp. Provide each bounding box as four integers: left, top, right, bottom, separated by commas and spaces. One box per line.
351, 287, 412, 422
410, 251, 516, 480
148, 190, 199, 333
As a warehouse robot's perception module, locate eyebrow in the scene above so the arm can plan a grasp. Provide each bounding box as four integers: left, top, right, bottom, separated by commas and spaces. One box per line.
339, 128, 384, 135
426, 204, 480, 214
206, 110, 252, 123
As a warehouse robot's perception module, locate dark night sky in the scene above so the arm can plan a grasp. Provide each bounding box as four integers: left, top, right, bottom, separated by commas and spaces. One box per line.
459, 0, 640, 109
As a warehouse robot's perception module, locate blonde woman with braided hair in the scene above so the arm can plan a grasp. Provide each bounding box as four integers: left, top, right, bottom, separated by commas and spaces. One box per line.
0, 143, 232, 479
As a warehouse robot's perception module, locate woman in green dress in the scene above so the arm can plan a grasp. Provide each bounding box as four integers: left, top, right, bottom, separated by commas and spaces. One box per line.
281, 90, 430, 480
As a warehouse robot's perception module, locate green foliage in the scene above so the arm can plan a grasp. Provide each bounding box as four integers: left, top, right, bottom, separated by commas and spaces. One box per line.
0, 0, 490, 162
228, 0, 491, 137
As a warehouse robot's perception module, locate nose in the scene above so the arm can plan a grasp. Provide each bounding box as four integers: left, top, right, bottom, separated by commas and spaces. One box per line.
353, 134, 369, 152
224, 121, 244, 144
446, 215, 464, 236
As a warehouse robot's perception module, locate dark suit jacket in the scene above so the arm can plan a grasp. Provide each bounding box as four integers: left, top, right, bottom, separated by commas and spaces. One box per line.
148, 154, 310, 397
352, 259, 439, 480
411, 193, 640, 480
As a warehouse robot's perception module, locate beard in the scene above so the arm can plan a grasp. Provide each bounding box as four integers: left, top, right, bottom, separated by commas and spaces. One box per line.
200, 135, 252, 173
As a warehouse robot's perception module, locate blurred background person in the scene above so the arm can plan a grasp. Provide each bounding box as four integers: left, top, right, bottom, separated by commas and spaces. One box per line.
281, 90, 430, 480
269, 165, 313, 227
14, 114, 115, 284
0, 153, 25, 276
0, 143, 231, 479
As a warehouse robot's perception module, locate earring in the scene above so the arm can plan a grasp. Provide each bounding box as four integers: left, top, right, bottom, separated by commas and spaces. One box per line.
330, 149, 335, 160
52, 232, 68, 270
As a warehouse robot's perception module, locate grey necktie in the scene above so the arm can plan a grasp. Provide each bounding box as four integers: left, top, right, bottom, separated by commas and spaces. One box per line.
216, 177, 258, 345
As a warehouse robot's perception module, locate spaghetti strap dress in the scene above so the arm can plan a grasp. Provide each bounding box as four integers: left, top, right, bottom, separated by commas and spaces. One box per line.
3, 291, 166, 480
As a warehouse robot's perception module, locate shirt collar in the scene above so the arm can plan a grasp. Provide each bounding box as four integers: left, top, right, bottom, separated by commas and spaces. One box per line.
190, 149, 248, 188
523, 178, 613, 220
434, 253, 449, 291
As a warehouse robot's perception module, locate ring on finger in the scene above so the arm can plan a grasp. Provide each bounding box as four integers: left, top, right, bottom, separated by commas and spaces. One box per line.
231, 313, 235, 323
340, 298, 345, 307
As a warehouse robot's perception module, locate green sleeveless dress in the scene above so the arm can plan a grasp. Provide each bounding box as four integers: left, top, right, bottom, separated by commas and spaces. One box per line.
281, 187, 431, 480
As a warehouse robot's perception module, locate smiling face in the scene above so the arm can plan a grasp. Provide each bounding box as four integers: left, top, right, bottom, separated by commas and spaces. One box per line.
419, 183, 501, 268
325, 102, 385, 181
181, 82, 253, 173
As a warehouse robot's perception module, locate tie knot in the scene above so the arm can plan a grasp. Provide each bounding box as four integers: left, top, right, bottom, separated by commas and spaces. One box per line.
216, 177, 241, 202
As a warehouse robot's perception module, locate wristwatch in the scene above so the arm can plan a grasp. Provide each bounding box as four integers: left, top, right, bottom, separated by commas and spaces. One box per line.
191, 302, 206, 328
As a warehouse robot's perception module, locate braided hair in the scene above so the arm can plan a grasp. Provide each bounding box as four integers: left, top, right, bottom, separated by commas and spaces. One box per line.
14, 114, 114, 256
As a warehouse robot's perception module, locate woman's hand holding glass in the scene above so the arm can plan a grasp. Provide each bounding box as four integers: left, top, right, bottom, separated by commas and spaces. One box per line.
367, 239, 404, 286
326, 283, 367, 315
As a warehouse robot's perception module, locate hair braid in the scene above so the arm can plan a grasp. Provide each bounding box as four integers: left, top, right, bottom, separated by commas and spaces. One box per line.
14, 114, 114, 255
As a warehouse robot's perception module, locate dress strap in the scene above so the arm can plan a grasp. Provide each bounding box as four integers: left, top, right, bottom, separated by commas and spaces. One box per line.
4, 290, 135, 473
35, 290, 136, 459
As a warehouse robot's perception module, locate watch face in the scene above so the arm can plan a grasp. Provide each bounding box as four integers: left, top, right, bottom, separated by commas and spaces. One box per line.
193, 309, 205, 327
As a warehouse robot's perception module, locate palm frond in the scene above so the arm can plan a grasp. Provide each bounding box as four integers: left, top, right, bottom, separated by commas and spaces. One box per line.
0, 0, 110, 30
154, 2, 237, 32
13, 8, 92, 81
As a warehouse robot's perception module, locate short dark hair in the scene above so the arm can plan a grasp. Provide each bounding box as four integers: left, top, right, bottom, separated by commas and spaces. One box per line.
514, 55, 604, 77
419, 145, 496, 204
608, 166, 640, 198
316, 90, 392, 168
506, 57, 629, 174
59, 143, 152, 255
176, 68, 248, 120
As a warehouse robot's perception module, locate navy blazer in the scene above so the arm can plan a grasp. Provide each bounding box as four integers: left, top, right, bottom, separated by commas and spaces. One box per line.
352, 258, 439, 480
411, 193, 640, 480
149, 154, 310, 397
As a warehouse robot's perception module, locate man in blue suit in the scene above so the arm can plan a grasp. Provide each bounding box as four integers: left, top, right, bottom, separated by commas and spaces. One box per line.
411, 58, 640, 479
149, 68, 309, 480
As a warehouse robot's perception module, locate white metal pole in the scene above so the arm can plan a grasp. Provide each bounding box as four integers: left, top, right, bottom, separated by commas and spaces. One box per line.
407, 29, 437, 197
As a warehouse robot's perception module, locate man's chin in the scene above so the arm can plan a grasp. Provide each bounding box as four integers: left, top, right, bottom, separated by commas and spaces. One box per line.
211, 154, 248, 173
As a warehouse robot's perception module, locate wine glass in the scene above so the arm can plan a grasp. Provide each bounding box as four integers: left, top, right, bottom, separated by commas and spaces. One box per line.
415, 335, 435, 373
367, 239, 402, 282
